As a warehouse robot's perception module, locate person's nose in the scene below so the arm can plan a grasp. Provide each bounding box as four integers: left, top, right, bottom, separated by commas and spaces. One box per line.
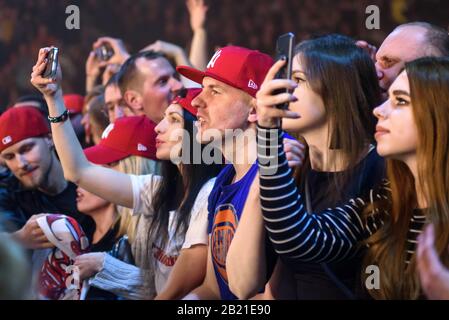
115, 105, 125, 120
373, 100, 389, 119
192, 93, 205, 109
16, 154, 29, 170
81, 113, 88, 126
375, 63, 384, 81
155, 119, 166, 134
170, 77, 183, 93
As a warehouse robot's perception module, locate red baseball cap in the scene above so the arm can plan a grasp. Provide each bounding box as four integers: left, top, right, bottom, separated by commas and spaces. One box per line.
177, 46, 274, 98
0, 107, 50, 153
84, 115, 157, 165
64, 94, 85, 114
171, 88, 202, 116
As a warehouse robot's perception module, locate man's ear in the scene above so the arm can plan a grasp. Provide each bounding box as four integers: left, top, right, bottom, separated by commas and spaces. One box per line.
123, 90, 144, 112
247, 98, 258, 123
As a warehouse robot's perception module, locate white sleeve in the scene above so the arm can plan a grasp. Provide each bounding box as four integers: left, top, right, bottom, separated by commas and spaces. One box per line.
89, 254, 156, 300
181, 178, 215, 249
130, 174, 162, 217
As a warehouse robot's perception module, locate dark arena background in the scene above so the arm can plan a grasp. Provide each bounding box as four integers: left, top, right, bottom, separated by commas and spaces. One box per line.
0, 0, 448, 109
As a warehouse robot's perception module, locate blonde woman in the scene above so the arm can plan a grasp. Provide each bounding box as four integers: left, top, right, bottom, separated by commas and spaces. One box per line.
75, 115, 159, 299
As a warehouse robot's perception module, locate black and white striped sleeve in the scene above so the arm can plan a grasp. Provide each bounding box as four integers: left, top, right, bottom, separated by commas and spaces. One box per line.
257, 125, 389, 263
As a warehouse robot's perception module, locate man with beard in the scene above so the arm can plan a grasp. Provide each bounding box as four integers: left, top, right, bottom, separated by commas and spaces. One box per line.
0, 106, 93, 247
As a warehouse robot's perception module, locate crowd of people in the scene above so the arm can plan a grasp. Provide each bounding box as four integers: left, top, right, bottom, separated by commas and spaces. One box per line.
3, 0, 449, 111
1, 0, 449, 300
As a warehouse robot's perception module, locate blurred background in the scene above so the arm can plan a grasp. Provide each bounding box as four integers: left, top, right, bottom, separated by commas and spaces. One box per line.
0, 0, 448, 112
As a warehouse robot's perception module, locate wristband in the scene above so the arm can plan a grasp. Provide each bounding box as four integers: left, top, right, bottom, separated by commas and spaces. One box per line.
48, 110, 70, 123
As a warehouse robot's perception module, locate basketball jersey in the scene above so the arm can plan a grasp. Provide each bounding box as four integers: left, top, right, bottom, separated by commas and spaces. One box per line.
207, 162, 258, 300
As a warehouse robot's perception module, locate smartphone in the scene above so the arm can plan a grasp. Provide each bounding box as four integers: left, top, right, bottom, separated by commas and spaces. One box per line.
95, 44, 114, 61
42, 47, 59, 79
274, 33, 295, 109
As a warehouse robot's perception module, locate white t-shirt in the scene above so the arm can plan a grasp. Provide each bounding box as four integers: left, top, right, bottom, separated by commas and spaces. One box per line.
130, 174, 215, 294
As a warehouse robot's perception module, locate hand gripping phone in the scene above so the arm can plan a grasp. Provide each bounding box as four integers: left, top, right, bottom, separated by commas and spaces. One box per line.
94, 43, 114, 61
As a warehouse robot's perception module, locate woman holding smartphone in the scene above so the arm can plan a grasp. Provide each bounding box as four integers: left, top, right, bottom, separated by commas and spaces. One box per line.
30, 47, 223, 299
257, 50, 449, 299
227, 34, 384, 299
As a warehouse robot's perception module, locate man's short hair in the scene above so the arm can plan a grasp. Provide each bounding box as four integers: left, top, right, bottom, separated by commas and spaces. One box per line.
85, 85, 105, 105
104, 71, 120, 90
117, 50, 165, 95
396, 22, 449, 57
14, 94, 49, 117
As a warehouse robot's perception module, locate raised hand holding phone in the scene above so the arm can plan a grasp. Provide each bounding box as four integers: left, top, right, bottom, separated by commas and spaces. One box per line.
93, 37, 130, 65
31, 47, 62, 98
256, 33, 299, 128
94, 43, 114, 62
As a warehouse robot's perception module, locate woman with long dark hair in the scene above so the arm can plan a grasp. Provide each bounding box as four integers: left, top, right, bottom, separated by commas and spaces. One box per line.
257, 49, 449, 299
227, 34, 384, 299
30, 47, 222, 299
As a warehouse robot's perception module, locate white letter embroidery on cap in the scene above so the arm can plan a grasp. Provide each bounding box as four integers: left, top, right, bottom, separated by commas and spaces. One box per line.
2, 136, 12, 145
101, 124, 114, 139
137, 144, 148, 152
207, 50, 222, 69
248, 80, 258, 90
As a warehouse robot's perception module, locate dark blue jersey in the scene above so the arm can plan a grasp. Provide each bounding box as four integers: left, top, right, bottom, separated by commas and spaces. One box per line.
207, 162, 258, 300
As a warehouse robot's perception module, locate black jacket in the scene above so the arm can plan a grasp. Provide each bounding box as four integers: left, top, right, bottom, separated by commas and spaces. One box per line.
0, 166, 94, 238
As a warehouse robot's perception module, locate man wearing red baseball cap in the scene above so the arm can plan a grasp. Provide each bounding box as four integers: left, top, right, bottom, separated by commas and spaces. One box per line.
177, 46, 277, 300
0, 107, 93, 246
